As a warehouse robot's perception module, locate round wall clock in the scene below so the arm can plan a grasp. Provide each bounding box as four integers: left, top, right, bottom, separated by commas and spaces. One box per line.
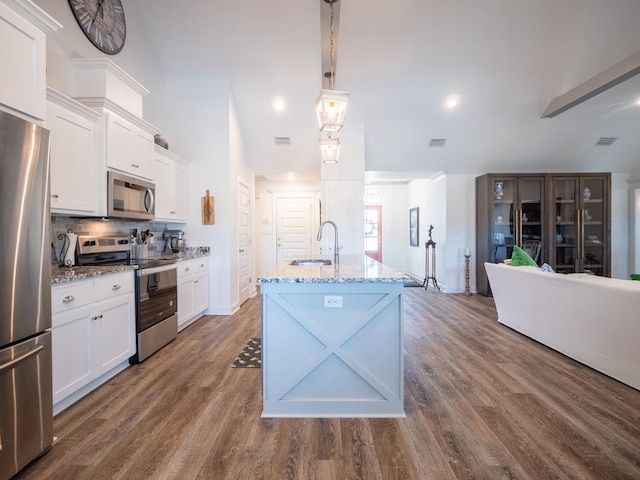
68, 0, 126, 55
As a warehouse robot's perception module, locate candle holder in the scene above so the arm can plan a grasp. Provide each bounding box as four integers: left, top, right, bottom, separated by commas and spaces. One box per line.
464, 254, 472, 296
422, 228, 441, 291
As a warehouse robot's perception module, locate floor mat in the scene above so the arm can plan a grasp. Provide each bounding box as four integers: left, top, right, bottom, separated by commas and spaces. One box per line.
231, 337, 262, 368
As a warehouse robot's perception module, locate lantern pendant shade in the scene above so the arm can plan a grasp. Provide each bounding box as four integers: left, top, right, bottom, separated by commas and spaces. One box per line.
315, 89, 350, 132
319, 136, 340, 164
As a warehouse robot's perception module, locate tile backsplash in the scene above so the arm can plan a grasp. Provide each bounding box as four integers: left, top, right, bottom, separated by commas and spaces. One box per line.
51, 216, 171, 266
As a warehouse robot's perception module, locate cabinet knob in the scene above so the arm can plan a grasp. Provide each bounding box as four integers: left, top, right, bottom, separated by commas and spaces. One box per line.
112, 284, 121, 290
52, 194, 59, 199
200, 264, 204, 268
194, 280, 198, 284
92, 314, 104, 321
185, 267, 190, 272
62, 295, 75, 303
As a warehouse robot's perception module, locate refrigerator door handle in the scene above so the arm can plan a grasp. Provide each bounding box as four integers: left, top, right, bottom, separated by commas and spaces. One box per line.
0, 344, 44, 374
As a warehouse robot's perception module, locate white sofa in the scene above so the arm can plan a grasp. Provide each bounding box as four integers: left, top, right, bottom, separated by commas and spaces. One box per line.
485, 263, 640, 391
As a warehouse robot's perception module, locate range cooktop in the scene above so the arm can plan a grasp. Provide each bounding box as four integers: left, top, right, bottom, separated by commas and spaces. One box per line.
76, 235, 176, 269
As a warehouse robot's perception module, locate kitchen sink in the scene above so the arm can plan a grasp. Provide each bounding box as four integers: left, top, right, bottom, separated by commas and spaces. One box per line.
289, 259, 332, 266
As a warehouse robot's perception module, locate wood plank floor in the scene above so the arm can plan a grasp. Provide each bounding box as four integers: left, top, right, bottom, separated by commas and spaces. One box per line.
17, 288, 640, 480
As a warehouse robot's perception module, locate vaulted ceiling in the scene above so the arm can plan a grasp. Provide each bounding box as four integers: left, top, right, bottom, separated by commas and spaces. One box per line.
132, 0, 640, 182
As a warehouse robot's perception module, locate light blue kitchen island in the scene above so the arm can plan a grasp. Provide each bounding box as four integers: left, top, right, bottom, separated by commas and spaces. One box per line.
258, 256, 407, 418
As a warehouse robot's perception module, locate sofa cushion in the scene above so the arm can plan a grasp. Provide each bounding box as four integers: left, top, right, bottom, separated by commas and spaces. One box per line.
511, 244, 537, 267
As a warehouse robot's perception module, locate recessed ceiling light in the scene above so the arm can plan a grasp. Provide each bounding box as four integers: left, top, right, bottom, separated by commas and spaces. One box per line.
445, 94, 459, 109
273, 97, 285, 111
287, 172, 296, 181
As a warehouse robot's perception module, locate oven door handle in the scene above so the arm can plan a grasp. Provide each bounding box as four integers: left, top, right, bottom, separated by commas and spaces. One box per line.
137, 263, 177, 276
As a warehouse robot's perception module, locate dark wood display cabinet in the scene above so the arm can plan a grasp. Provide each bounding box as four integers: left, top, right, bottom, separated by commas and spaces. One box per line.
549, 174, 611, 276
476, 172, 610, 296
476, 174, 546, 296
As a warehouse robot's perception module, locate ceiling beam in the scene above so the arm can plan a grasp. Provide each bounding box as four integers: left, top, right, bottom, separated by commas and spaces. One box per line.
542, 49, 640, 118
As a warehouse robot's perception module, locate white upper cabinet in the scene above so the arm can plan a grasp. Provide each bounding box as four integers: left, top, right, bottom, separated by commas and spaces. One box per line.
154, 146, 188, 223
47, 88, 100, 215
0, 0, 60, 120
105, 111, 154, 180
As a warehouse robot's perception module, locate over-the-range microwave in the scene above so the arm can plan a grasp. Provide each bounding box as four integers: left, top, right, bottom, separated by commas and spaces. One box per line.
107, 171, 155, 220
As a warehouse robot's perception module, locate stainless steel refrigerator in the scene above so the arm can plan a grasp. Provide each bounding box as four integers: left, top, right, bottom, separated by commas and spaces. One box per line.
0, 110, 53, 480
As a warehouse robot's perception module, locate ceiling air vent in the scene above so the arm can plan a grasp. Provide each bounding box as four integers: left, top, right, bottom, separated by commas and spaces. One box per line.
274, 136, 291, 145
429, 138, 446, 147
595, 137, 617, 146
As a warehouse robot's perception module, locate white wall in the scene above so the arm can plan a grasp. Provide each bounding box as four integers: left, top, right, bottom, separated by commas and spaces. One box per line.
254, 180, 321, 278
611, 173, 630, 280
320, 124, 365, 257
34, 1, 166, 128
443, 175, 477, 293
229, 90, 255, 307
163, 75, 232, 314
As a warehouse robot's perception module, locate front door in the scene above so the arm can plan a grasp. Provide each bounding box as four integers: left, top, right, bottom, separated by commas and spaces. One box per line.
365, 205, 382, 262
275, 195, 314, 265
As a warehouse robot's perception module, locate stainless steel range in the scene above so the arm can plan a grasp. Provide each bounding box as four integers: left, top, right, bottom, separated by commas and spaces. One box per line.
77, 235, 178, 363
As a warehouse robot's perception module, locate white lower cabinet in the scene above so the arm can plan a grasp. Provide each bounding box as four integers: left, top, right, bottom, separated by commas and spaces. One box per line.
51, 271, 135, 414
177, 257, 209, 330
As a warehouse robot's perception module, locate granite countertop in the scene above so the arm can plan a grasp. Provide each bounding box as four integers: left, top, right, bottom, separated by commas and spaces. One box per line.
158, 247, 210, 262
51, 264, 137, 284
258, 255, 408, 283
51, 247, 210, 284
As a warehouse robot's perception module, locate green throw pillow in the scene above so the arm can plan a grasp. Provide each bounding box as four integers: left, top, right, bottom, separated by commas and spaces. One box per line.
511, 244, 537, 267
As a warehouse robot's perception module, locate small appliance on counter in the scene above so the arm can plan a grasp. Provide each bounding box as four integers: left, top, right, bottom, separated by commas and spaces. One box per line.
164, 230, 186, 253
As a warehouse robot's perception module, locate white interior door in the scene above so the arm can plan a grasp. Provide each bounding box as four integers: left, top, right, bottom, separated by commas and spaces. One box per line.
275, 195, 314, 264
238, 182, 251, 305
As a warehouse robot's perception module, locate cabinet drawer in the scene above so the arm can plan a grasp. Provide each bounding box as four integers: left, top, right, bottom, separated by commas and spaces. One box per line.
193, 257, 208, 275
177, 257, 209, 279
177, 259, 196, 279
52, 280, 94, 314
94, 272, 134, 300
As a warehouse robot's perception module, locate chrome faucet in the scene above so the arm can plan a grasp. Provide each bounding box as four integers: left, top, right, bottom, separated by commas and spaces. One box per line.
317, 220, 341, 265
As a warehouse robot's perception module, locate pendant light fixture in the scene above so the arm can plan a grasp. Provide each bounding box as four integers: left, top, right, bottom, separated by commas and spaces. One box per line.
316, 0, 349, 133
320, 133, 340, 164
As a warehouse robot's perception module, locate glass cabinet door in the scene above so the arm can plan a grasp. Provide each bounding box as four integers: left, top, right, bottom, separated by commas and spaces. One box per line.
492, 178, 515, 263
518, 177, 544, 265
551, 175, 609, 275
552, 178, 577, 273
581, 177, 607, 275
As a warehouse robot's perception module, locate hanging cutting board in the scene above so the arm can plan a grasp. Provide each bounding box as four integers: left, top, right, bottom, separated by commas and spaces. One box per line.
201, 189, 215, 225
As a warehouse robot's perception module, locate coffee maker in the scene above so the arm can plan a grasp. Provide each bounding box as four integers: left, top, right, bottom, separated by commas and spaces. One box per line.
164, 230, 186, 253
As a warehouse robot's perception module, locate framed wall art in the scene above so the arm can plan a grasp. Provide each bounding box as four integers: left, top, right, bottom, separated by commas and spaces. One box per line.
409, 207, 419, 246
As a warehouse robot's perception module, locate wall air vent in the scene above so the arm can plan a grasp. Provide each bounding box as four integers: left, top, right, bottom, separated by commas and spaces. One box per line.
274, 137, 291, 145
429, 138, 447, 147
595, 137, 617, 146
